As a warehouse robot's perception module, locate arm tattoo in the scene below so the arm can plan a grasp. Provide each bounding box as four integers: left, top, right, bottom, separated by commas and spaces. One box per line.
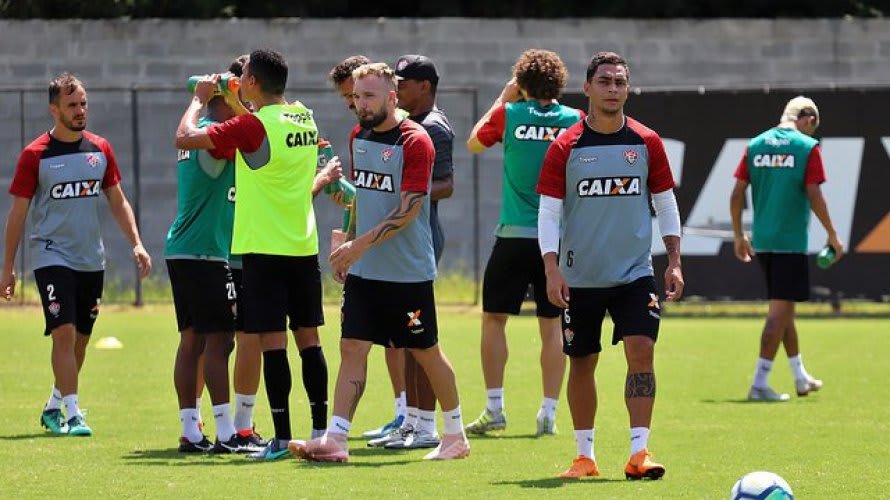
368, 191, 425, 245
663, 236, 680, 256
625, 372, 656, 398
346, 379, 366, 420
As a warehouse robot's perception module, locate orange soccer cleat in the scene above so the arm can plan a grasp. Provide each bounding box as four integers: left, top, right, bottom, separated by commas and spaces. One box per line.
624, 449, 665, 480
558, 455, 600, 479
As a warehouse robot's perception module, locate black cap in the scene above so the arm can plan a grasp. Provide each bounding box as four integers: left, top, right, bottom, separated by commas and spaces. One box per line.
394, 55, 439, 84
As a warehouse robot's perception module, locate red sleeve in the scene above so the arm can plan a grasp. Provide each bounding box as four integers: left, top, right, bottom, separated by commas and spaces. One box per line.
207, 144, 236, 161
734, 148, 750, 183
643, 132, 675, 194
536, 124, 582, 199
100, 139, 122, 189
206, 114, 266, 154
400, 123, 434, 193
804, 145, 826, 185
348, 125, 361, 181
476, 104, 506, 147
8, 147, 40, 198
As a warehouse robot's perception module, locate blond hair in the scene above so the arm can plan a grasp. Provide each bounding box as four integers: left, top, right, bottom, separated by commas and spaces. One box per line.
352, 62, 397, 90
781, 96, 819, 124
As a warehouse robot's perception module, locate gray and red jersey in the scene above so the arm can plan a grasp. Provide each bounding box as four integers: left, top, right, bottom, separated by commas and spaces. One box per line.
537, 117, 674, 288
348, 119, 436, 283
9, 131, 121, 271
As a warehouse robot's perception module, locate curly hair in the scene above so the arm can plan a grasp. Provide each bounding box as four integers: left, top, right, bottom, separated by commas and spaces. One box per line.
586, 51, 630, 82
329, 55, 371, 86
512, 49, 568, 100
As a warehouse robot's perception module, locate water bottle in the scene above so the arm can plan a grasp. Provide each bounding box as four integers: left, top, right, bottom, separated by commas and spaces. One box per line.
186, 73, 240, 95
816, 245, 836, 269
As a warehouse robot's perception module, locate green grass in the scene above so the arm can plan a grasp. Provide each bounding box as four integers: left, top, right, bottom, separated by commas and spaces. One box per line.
2, 305, 889, 498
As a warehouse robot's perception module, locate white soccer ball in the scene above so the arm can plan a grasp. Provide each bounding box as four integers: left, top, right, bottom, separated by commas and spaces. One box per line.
730, 471, 794, 499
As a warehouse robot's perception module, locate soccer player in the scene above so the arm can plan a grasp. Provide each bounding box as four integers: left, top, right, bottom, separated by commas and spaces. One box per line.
465, 49, 580, 436
175, 49, 334, 461
730, 96, 844, 402
1, 73, 152, 437
537, 52, 683, 479
290, 63, 470, 462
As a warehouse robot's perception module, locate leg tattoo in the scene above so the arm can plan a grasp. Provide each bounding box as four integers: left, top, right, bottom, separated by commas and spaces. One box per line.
625, 373, 656, 398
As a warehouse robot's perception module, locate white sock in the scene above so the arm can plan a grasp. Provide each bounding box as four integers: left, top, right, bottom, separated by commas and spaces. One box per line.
405, 407, 419, 429
195, 397, 202, 410
788, 354, 810, 381
442, 406, 464, 435
212, 403, 237, 441
575, 429, 594, 460
180, 408, 203, 442
752, 358, 773, 389
395, 391, 407, 420
45, 386, 63, 411
486, 388, 504, 413
233, 393, 256, 431
418, 409, 437, 435
538, 397, 558, 420
630, 427, 649, 454
329, 415, 351, 435
62, 394, 82, 420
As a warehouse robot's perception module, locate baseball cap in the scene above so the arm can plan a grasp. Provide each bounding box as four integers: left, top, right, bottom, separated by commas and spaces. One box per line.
394, 55, 439, 84
781, 96, 819, 123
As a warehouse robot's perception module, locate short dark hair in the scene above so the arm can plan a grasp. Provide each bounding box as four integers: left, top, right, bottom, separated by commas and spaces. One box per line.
329, 55, 371, 86
513, 49, 568, 100
586, 51, 630, 81
247, 49, 288, 96
48, 72, 84, 104
228, 54, 249, 77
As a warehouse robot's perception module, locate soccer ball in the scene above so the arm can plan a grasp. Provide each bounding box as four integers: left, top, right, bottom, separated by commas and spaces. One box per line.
730, 471, 794, 499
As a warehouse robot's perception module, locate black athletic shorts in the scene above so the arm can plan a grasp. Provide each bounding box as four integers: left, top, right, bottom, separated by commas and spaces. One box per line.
231, 267, 244, 332
33, 265, 104, 336
341, 274, 438, 349
757, 252, 809, 302
482, 237, 561, 318
166, 259, 236, 334
240, 253, 324, 333
562, 276, 661, 357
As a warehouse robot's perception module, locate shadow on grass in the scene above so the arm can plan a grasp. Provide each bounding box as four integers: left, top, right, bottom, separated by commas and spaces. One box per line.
0, 432, 65, 440
492, 477, 627, 488
121, 449, 260, 467
700, 398, 818, 404
465, 433, 542, 440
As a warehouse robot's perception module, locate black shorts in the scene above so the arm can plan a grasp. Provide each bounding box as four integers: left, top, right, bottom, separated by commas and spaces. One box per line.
757, 252, 809, 302
241, 253, 324, 333
482, 237, 561, 318
33, 266, 104, 336
231, 267, 244, 332
167, 259, 236, 334
341, 275, 438, 349
562, 276, 660, 357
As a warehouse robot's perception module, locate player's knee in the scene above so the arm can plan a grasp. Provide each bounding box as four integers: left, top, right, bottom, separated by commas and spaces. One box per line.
340, 338, 371, 359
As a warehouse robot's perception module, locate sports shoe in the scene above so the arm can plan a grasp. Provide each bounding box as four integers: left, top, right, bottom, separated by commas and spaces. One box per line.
465, 409, 506, 435
624, 449, 665, 480
362, 415, 405, 439
747, 386, 791, 402
66, 415, 92, 437
211, 434, 260, 454
385, 428, 440, 449
178, 435, 213, 453
795, 376, 823, 396
368, 425, 412, 448
40, 409, 68, 435
536, 415, 557, 436
237, 428, 268, 448
248, 439, 290, 461
289, 432, 349, 462
423, 433, 470, 460
559, 455, 600, 478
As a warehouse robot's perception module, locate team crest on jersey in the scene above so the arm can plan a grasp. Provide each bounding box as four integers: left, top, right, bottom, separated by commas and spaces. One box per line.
353, 169, 395, 192
576, 176, 641, 197
50, 180, 101, 199
86, 153, 101, 168
381, 148, 394, 163
48, 301, 61, 317
623, 149, 638, 166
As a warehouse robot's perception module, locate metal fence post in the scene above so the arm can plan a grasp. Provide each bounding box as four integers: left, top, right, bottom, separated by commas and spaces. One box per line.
471, 88, 480, 306
130, 88, 143, 306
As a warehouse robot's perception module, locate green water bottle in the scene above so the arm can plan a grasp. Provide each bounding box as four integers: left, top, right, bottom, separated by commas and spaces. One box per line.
186, 73, 240, 95
816, 245, 837, 269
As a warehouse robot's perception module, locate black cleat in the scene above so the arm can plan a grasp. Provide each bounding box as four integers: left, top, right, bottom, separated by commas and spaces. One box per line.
179, 435, 213, 453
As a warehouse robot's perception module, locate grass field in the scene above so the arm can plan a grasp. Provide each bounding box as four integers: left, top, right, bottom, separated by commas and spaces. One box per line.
2, 305, 889, 499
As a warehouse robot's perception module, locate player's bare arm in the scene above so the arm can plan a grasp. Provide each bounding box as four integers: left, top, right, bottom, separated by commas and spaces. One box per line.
729, 179, 754, 263
311, 156, 343, 197
467, 78, 521, 153
542, 252, 570, 309
104, 184, 152, 278
174, 77, 218, 151
1, 196, 31, 300
662, 235, 684, 301
806, 183, 845, 260
431, 174, 454, 201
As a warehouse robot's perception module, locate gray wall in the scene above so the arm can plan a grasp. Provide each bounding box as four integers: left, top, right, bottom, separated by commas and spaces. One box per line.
2, 18, 889, 298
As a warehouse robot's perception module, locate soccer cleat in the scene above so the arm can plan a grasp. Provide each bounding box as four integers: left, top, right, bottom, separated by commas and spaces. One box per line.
362, 415, 405, 439
795, 376, 823, 396
237, 428, 269, 448
747, 386, 791, 402
624, 449, 665, 480
289, 433, 349, 462
559, 455, 600, 479
40, 409, 68, 435
465, 409, 506, 435
311, 428, 326, 440
66, 415, 92, 437
368, 425, 412, 448
179, 435, 213, 453
423, 433, 470, 460
385, 428, 440, 449
211, 434, 260, 454
536, 415, 557, 436
247, 439, 290, 461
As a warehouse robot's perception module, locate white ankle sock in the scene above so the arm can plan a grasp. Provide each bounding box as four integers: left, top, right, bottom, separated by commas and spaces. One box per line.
486, 388, 504, 413
180, 408, 203, 442
62, 394, 81, 420
45, 386, 63, 411
329, 415, 351, 435
405, 407, 419, 429
630, 427, 649, 454
752, 358, 773, 389
442, 406, 464, 435
233, 393, 256, 431
212, 403, 237, 441
788, 354, 809, 380
395, 391, 407, 420
538, 397, 558, 420
417, 409, 437, 435
575, 429, 594, 460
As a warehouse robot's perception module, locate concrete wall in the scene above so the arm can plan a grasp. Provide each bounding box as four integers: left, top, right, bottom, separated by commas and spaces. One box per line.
1, 18, 889, 298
